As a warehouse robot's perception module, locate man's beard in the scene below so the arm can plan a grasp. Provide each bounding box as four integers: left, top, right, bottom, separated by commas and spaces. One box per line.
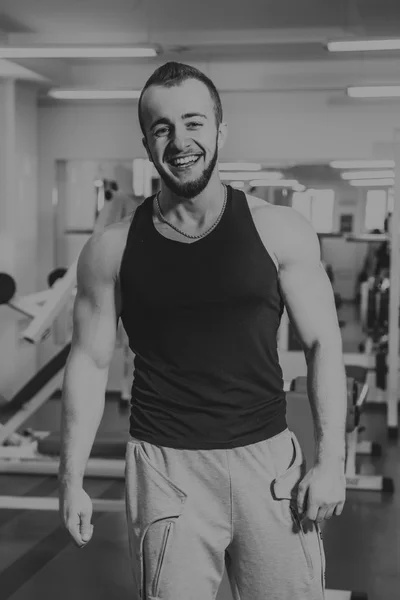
153, 140, 219, 200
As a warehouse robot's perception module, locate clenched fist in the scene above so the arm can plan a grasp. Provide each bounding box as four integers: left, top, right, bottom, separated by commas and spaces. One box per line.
59, 484, 94, 548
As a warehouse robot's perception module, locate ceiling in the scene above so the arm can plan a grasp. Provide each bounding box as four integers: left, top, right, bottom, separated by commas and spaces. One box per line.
1, 0, 400, 87
1, 0, 400, 42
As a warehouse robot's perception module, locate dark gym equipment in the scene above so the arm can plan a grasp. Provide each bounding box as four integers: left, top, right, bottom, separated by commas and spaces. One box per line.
366, 287, 377, 331
375, 345, 388, 390
378, 288, 389, 327
47, 268, 68, 288
0, 273, 16, 305
365, 277, 391, 334
0, 266, 69, 306
103, 178, 119, 201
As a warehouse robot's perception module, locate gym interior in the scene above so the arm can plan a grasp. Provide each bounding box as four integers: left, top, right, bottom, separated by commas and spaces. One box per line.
0, 2, 399, 600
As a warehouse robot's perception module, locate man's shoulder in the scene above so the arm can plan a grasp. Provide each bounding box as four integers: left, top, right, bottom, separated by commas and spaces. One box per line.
244, 193, 320, 265
246, 192, 296, 220
101, 212, 134, 253
78, 212, 136, 282
245, 192, 304, 237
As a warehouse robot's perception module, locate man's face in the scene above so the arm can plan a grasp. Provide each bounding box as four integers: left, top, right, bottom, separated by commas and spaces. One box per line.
141, 79, 226, 199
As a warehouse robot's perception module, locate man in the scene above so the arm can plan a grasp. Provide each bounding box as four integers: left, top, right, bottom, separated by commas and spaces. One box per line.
59, 62, 347, 600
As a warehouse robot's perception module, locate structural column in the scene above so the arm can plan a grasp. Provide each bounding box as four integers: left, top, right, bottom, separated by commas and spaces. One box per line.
387, 130, 400, 436
0, 79, 17, 274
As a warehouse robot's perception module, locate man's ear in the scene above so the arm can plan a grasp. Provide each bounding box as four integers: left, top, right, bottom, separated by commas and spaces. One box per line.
142, 137, 153, 163
217, 122, 228, 150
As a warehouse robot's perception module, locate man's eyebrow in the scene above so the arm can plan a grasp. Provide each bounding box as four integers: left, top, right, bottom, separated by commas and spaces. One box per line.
150, 113, 207, 130
182, 112, 207, 120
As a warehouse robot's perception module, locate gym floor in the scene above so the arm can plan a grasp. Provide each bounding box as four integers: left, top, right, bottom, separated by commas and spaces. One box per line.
0, 303, 398, 600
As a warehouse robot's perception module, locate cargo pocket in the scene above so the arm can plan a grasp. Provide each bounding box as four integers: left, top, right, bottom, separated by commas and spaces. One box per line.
125, 440, 188, 600
271, 430, 306, 511
145, 519, 175, 599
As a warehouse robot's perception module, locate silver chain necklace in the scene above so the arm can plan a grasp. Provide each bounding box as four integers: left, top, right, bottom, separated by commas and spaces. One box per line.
155, 185, 227, 240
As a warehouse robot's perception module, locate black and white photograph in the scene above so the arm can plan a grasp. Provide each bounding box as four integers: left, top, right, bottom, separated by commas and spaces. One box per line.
0, 2, 399, 599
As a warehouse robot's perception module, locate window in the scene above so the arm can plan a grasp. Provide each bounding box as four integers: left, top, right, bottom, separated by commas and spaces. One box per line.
364, 190, 390, 231
292, 189, 335, 233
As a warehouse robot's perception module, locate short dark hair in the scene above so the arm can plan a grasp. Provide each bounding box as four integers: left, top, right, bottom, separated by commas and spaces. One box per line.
138, 61, 223, 136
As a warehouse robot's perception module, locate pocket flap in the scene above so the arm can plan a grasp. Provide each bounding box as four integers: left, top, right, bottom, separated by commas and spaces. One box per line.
271, 433, 306, 500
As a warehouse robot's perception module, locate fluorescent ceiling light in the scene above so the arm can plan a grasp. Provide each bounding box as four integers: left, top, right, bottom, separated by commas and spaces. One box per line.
327, 39, 400, 52
341, 170, 395, 180
349, 178, 395, 187
230, 181, 245, 188
348, 86, 400, 98
220, 171, 283, 181
0, 46, 157, 58
48, 89, 141, 100
249, 179, 298, 188
219, 163, 262, 171
330, 160, 395, 169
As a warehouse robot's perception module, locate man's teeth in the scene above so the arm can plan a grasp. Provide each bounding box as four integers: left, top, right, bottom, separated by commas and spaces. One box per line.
171, 155, 200, 166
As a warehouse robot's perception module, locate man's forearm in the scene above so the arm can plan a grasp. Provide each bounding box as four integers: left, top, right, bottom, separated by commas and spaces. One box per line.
305, 341, 347, 465
59, 353, 108, 487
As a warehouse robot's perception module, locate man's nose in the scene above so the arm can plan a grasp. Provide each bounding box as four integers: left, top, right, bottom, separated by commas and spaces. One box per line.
170, 127, 190, 153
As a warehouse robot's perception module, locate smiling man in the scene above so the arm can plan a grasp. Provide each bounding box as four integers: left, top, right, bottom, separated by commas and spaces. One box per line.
59, 62, 347, 600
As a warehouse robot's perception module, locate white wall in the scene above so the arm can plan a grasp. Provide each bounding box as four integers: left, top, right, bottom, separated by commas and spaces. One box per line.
15, 83, 40, 294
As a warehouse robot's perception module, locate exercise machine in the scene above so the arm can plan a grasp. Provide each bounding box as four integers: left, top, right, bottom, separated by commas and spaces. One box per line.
344, 228, 399, 438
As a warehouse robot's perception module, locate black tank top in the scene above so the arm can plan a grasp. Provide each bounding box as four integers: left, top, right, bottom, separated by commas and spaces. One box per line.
119, 185, 287, 449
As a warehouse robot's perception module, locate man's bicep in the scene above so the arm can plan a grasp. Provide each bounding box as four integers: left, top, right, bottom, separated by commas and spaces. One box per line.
279, 258, 341, 351
267, 206, 340, 353
71, 236, 119, 369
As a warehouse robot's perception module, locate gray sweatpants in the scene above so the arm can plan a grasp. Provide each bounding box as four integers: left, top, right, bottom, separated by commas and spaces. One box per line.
125, 428, 326, 600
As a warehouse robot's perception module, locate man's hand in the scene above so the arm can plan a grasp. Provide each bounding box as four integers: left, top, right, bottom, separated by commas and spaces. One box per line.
59, 484, 94, 548
296, 460, 346, 523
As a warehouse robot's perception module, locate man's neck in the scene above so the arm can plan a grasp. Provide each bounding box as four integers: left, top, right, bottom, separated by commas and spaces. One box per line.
159, 178, 225, 226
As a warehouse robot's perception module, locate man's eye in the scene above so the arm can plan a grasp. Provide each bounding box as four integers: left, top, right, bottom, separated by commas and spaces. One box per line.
187, 122, 202, 128
155, 127, 169, 136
